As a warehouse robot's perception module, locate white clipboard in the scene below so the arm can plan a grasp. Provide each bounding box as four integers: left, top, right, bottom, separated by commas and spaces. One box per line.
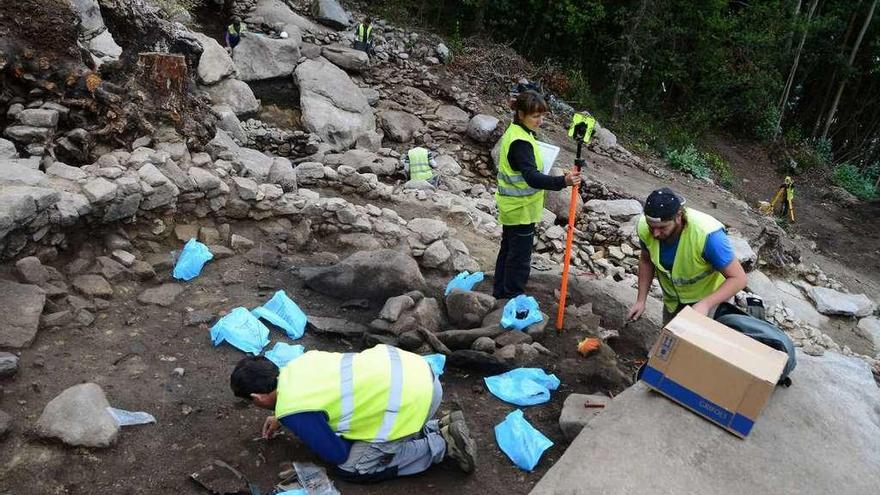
535, 140, 560, 174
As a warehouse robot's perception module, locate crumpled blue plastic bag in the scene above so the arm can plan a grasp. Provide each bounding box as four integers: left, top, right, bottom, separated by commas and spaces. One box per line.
500, 295, 544, 331
276, 490, 307, 495
210, 307, 270, 355
173, 238, 214, 281
444, 271, 484, 296
264, 342, 305, 368
423, 353, 446, 376
252, 290, 308, 339
494, 409, 554, 472
484, 368, 560, 406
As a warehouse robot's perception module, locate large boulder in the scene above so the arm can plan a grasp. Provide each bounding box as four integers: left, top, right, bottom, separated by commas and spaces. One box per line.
857, 316, 880, 349
467, 114, 499, 142
252, 0, 325, 34
233, 32, 302, 81
192, 32, 235, 85
311, 0, 352, 29
204, 79, 260, 116
446, 290, 496, 329
807, 286, 875, 317
70, 0, 122, 67
0, 280, 45, 348
436, 105, 470, 124
303, 249, 426, 300
531, 352, 880, 495
295, 58, 376, 151
207, 130, 273, 181
380, 110, 423, 143
585, 199, 643, 221
322, 44, 370, 72
0, 185, 60, 238
35, 383, 119, 448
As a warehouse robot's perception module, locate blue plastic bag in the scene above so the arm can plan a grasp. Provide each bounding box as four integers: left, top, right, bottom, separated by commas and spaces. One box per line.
210, 307, 270, 355
444, 271, 484, 296
423, 353, 446, 376
484, 368, 560, 406
494, 409, 554, 472
172, 238, 213, 281
264, 342, 305, 368
276, 490, 307, 495
500, 295, 544, 331
252, 290, 308, 339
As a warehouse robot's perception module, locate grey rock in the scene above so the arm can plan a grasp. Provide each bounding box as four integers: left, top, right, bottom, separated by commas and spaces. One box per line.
585, 199, 643, 220
311, 0, 351, 29
233, 32, 302, 81
82, 177, 118, 204
269, 157, 297, 192
230, 234, 255, 252
407, 217, 448, 244
494, 329, 533, 347
0, 352, 19, 378
140, 182, 179, 210
434, 155, 462, 176
379, 295, 415, 322
204, 79, 261, 116
472, 336, 496, 353
435, 105, 469, 124
592, 124, 618, 148
747, 271, 829, 329
130, 260, 157, 281
446, 290, 496, 329
233, 176, 260, 200
18, 108, 59, 128
807, 286, 875, 317
447, 349, 510, 373
41, 310, 73, 327
303, 249, 425, 300
421, 240, 451, 269
35, 383, 119, 448
0, 138, 17, 159
46, 162, 87, 181
189, 167, 222, 191
558, 393, 611, 441
857, 316, 880, 349
531, 352, 880, 495
111, 250, 136, 267
729, 234, 757, 272
467, 114, 499, 142
185, 309, 215, 327
0, 280, 45, 348
435, 43, 451, 62
213, 104, 247, 142
361, 87, 381, 106
192, 32, 235, 85
295, 58, 376, 151
54, 192, 91, 226
4, 125, 52, 142
322, 44, 369, 72
0, 157, 47, 186
15, 256, 50, 285
307, 316, 369, 336
295, 162, 325, 180
253, 0, 325, 34
380, 110, 423, 143
207, 130, 273, 180
72, 274, 113, 297
138, 284, 185, 307
138, 163, 169, 186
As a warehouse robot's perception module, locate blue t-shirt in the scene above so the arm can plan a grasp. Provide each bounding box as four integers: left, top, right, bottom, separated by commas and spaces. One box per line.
280, 412, 352, 465
641, 228, 734, 272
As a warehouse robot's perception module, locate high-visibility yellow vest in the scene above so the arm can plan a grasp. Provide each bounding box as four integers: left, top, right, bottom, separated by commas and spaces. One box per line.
637, 208, 727, 312
408, 147, 433, 181
494, 123, 545, 225
275, 345, 434, 442
228, 23, 247, 36
357, 24, 373, 44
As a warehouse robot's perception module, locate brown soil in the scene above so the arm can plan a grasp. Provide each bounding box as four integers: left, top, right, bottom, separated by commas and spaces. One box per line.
0, 220, 631, 494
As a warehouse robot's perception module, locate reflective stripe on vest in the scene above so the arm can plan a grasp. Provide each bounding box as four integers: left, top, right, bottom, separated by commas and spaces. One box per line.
637, 208, 727, 312
274, 344, 434, 442
494, 123, 544, 225
408, 147, 433, 181
357, 24, 372, 43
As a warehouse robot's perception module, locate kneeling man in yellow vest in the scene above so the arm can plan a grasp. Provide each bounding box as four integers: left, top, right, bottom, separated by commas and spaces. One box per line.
626, 187, 747, 324
402, 146, 439, 187
230, 344, 476, 482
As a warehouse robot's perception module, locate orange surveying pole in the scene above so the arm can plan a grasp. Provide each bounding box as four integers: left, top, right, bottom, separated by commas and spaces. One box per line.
556, 114, 594, 332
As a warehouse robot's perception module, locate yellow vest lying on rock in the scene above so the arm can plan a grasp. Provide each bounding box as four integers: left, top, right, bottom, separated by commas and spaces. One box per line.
275, 344, 434, 442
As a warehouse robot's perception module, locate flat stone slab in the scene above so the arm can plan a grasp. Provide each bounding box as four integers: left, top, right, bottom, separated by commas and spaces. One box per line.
808, 286, 875, 317
530, 351, 880, 494
559, 393, 612, 441
138, 284, 185, 307
306, 316, 369, 336
0, 280, 46, 348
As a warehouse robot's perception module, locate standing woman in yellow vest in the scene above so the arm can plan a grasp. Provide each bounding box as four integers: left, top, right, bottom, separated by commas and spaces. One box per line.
493, 90, 581, 299
626, 188, 747, 324
354, 17, 374, 57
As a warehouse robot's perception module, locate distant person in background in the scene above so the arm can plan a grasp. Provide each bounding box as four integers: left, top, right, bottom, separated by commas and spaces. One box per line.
493, 90, 581, 299
354, 17, 375, 57
226, 17, 246, 53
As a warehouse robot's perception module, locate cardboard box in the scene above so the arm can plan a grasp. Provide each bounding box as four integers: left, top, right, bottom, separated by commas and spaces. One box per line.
641, 306, 788, 437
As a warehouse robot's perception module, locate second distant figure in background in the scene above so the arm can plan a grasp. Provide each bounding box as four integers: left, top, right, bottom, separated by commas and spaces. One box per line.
226, 17, 247, 53
402, 146, 440, 187
353, 17, 375, 57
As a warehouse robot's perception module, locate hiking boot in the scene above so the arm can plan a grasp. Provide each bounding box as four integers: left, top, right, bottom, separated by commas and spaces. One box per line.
440, 418, 477, 473
439, 410, 464, 428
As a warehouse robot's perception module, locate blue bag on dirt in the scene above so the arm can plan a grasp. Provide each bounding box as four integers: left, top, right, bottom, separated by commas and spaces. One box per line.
500, 295, 543, 331
423, 353, 446, 376
252, 290, 308, 339
484, 368, 560, 406
172, 238, 213, 281
494, 409, 553, 472
444, 271, 484, 295
210, 307, 270, 355
264, 342, 305, 368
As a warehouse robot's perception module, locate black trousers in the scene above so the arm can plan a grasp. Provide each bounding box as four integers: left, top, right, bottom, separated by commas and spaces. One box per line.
493, 223, 535, 299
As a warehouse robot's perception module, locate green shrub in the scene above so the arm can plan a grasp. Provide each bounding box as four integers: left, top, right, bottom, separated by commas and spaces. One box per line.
665, 144, 710, 178
811, 137, 833, 164
832, 163, 878, 200
705, 151, 735, 188
754, 106, 780, 141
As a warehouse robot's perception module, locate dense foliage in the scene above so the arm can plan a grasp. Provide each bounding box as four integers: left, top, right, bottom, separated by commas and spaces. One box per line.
373, 0, 880, 198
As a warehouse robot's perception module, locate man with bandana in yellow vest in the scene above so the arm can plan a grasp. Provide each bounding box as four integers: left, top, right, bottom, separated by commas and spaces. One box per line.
493, 90, 581, 299
353, 17, 374, 57
626, 188, 747, 324
402, 146, 439, 187
230, 345, 476, 482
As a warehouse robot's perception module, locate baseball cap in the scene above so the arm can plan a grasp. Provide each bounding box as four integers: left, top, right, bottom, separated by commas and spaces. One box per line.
644, 187, 685, 222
